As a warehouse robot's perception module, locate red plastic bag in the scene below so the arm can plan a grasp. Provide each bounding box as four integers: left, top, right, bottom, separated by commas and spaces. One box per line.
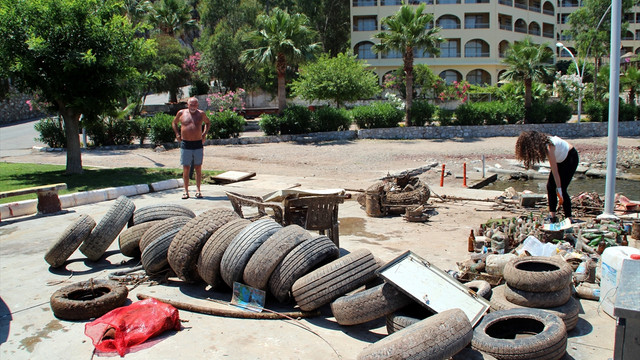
84, 298, 180, 357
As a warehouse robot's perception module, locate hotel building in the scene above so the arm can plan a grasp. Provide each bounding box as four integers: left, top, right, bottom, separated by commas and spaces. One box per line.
350, 0, 640, 86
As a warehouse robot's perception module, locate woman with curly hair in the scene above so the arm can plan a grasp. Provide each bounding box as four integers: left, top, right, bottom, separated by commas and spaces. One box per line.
515, 131, 579, 222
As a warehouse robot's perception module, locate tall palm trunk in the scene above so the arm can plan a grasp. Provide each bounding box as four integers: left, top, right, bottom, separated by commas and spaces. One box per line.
403, 50, 414, 126
276, 53, 287, 114
58, 102, 83, 174
524, 78, 532, 123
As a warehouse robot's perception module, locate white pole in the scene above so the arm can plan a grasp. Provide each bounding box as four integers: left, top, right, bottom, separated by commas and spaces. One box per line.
600, 0, 621, 219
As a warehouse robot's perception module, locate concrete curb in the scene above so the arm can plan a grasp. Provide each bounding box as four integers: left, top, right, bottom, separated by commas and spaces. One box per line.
0, 179, 183, 220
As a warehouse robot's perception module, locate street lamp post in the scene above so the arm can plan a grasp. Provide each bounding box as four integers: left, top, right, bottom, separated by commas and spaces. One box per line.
556, 43, 583, 123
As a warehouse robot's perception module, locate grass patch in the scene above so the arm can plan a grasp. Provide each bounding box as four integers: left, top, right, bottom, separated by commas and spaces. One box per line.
0, 163, 223, 204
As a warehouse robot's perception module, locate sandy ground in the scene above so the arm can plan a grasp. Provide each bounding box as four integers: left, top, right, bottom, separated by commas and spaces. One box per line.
6, 136, 639, 191
1, 135, 638, 359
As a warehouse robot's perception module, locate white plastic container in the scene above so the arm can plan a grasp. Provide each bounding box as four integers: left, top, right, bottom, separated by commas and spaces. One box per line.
517, 235, 559, 257
599, 246, 640, 317
486, 253, 518, 276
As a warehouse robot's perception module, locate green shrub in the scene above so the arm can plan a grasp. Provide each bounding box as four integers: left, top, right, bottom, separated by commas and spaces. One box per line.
619, 102, 637, 122
544, 101, 573, 123
130, 117, 149, 145
310, 106, 352, 132
584, 101, 637, 122
351, 102, 402, 129
280, 105, 313, 134
148, 113, 176, 144
584, 101, 605, 122
84, 117, 134, 146
189, 79, 210, 96
525, 101, 546, 124
208, 110, 246, 139
259, 114, 280, 135
455, 102, 489, 125
502, 100, 525, 124
410, 100, 436, 126
34, 117, 66, 148
437, 108, 455, 126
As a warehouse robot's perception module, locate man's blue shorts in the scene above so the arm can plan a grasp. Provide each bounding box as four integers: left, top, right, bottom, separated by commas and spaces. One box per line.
180, 140, 203, 166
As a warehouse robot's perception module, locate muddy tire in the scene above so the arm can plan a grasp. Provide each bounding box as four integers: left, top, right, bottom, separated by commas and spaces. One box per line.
386, 304, 435, 334
384, 183, 430, 207
50, 279, 128, 320
503, 257, 572, 292
269, 235, 340, 303
292, 249, 379, 311
130, 204, 195, 226
220, 218, 282, 287
139, 216, 191, 253
243, 225, 313, 290
358, 308, 472, 360
197, 218, 251, 289
490, 285, 579, 331
44, 215, 96, 268
79, 196, 135, 261
167, 208, 239, 283
504, 284, 572, 308
118, 221, 161, 258
331, 283, 413, 326
471, 308, 567, 360
465, 280, 493, 300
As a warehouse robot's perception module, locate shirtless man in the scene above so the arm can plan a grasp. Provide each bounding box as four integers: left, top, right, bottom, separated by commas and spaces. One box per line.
172, 97, 211, 199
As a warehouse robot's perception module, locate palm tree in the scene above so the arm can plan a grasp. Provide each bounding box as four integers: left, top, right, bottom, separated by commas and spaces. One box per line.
372, 3, 443, 126
240, 8, 320, 114
620, 65, 640, 106
149, 0, 196, 38
500, 37, 553, 122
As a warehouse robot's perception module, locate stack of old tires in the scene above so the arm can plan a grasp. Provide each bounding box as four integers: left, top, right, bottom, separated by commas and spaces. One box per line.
464, 257, 574, 360
489, 256, 579, 332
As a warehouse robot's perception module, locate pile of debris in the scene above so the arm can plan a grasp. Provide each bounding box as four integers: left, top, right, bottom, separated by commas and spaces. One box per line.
356, 174, 433, 221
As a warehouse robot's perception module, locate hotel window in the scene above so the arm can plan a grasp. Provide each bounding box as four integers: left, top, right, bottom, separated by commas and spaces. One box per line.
353, 16, 378, 31
529, 0, 541, 12
467, 69, 491, 85
381, 0, 403, 4
528, 22, 541, 36
353, 0, 377, 6
437, 0, 461, 4
465, 0, 489, 3
559, 0, 579, 7
515, 19, 527, 33
437, 15, 461, 29
465, 40, 490, 57
543, 2, 554, 15
499, 14, 513, 30
465, 13, 490, 29
439, 39, 460, 57
557, 13, 569, 24
355, 42, 377, 59
439, 70, 462, 84
515, 0, 527, 10
499, 40, 510, 57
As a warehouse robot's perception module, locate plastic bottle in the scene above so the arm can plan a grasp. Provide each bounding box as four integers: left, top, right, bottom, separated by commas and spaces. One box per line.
574, 261, 588, 282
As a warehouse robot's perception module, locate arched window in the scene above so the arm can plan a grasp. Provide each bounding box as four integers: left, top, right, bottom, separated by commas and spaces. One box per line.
467, 69, 491, 85
436, 15, 461, 29
543, 1, 554, 15
528, 22, 541, 36
622, 30, 634, 40
465, 40, 490, 57
499, 40, 510, 58
355, 41, 377, 59
439, 70, 462, 84
529, 0, 541, 12
514, 19, 527, 33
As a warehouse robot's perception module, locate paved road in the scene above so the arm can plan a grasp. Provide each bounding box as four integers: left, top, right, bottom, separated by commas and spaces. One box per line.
0, 119, 46, 158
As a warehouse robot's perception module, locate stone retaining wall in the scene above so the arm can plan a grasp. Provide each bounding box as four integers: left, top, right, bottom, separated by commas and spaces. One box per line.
0, 88, 46, 124
356, 121, 640, 140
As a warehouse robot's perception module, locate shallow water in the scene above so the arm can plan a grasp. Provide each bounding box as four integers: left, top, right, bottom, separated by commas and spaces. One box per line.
483, 177, 640, 200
